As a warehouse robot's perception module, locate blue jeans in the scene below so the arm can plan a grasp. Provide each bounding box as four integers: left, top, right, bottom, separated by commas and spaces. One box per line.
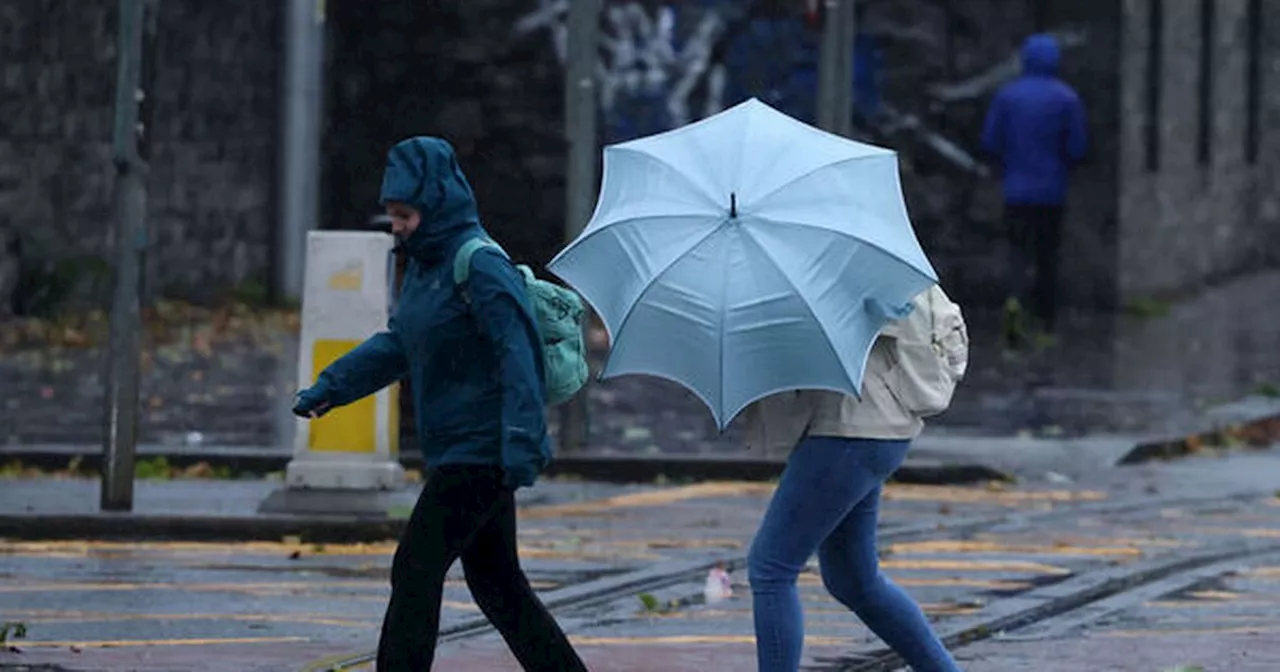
748, 436, 961, 672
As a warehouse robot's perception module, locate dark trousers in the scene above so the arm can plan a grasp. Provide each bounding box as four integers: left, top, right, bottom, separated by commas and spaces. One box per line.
377, 465, 586, 672
1005, 204, 1063, 329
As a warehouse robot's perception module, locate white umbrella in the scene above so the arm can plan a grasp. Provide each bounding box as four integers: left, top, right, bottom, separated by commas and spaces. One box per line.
549, 98, 938, 429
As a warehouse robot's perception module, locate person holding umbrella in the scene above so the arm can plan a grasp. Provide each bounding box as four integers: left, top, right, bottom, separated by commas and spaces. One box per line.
293, 137, 586, 672
548, 98, 967, 672
742, 285, 967, 672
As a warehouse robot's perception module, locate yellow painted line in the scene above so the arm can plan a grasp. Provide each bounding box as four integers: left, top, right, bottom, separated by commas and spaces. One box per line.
517, 547, 661, 561
521, 482, 775, 519
17, 636, 309, 648
1146, 598, 1280, 609
892, 577, 1035, 591
569, 634, 845, 646
796, 573, 1036, 591
1102, 625, 1280, 637
880, 558, 1072, 575
9, 612, 374, 628
1186, 589, 1240, 601
302, 652, 367, 672
886, 539, 1142, 558
881, 485, 1106, 506
0, 540, 398, 556
521, 481, 1103, 520
972, 534, 1189, 549
0, 580, 386, 594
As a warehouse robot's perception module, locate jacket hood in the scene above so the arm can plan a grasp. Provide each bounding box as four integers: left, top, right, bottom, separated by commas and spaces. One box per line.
1021, 34, 1060, 77
379, 137, 481, 263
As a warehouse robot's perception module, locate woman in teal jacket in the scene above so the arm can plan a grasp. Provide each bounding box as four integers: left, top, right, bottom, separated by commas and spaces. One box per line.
293, 137, 585, 671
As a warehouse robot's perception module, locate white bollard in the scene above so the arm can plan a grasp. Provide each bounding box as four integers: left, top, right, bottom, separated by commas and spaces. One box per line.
260, 231, 405, 515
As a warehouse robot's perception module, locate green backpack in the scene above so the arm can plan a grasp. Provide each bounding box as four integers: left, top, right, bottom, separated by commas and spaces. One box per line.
453, 237, 589, 406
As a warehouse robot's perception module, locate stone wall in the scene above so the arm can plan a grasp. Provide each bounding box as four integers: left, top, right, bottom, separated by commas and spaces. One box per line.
1117, 0, 1279, 302
322, 0, 569, 267
0, 0, 280, 312
4, 0, 1275, 315
1259, 0, 1280, 263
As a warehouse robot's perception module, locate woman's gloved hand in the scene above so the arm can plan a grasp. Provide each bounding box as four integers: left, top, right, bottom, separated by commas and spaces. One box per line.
292, 388, 333, 418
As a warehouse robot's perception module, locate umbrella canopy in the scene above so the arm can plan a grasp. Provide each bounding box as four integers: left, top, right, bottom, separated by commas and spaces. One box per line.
549, 98, 937, 429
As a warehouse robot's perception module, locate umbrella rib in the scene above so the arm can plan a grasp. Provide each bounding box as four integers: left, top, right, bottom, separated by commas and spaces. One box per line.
600, 221, 729, 378
716, 232, 731, 429
737, 226, 860, 397
746, 215, 938, 283
551, 213, 722, 269
746, 152, 891, 210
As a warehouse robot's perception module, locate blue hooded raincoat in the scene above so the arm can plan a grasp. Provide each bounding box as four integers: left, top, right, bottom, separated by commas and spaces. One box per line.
298, 137, 550, 489
981, 34, 1089, 206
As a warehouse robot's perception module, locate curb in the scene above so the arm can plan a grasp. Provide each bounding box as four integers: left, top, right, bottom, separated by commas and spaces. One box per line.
1118, 399, 1280, 464
0, 513, 407, 544
0, 445, 1011, 486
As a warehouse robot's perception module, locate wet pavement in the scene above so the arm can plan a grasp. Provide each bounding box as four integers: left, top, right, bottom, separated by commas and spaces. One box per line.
431, 492, 1280, 670
955, 543, 1280, 671
0, 472, 1103, 671
0, 449, 1276, 671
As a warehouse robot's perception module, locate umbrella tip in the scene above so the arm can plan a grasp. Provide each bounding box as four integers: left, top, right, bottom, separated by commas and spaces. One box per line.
730, 192, 737, 219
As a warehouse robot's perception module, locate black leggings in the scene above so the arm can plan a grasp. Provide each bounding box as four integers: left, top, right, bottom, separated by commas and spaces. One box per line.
1005, 203, 1063, 329
377, 465, 586, 671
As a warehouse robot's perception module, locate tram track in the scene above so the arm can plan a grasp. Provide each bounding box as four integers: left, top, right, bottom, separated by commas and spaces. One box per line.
310, 490, 1270, 671
825, 542, 1280, 671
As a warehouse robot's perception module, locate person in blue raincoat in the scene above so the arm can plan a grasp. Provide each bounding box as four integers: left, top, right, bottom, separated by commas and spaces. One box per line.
293, 137, 586, 671
982, 33, 1088, 333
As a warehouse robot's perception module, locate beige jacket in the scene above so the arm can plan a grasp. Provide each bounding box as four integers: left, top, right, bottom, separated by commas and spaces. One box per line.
742, 296, 931, 460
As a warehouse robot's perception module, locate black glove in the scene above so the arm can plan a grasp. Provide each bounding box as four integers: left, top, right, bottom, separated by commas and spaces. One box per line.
292, 388, 332, 418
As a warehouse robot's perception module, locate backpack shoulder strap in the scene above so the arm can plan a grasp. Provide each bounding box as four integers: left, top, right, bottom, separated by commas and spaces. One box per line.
452, 237, 509, 287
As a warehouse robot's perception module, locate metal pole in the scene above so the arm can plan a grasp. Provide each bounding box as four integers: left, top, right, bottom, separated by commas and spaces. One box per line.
278, 0, 326, 302
559, 0, 600, 456
817, 0, 855, 136
102, 0, 156, 512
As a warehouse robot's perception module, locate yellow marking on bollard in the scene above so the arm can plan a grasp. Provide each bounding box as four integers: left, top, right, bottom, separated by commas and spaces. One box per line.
309, 339, 377, 453
327, 262, 364, 291
388, 381, 400, 457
